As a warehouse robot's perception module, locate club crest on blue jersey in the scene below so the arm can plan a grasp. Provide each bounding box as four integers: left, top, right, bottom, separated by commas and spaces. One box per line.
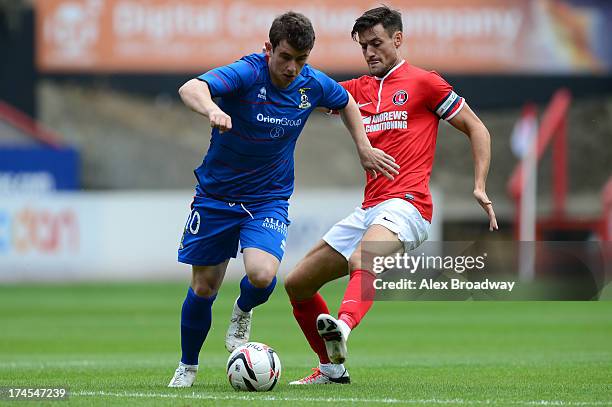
258, 87, 267, 100
298, 88, 311, 109
392, 90, 408, 106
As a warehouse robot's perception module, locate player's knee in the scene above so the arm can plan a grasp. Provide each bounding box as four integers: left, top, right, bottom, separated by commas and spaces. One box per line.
348, 250, 362, 272
191, 281, 219, 298
284, 271, 300, 299
247, 266, 276, 288
284, 269, 318, 300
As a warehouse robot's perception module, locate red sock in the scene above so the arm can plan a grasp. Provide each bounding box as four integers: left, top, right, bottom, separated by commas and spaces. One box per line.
290, 293, 331, 364
338, 269, 377, 330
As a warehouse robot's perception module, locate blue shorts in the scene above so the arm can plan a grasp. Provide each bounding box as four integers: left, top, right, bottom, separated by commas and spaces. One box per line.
177, 189, 290, 266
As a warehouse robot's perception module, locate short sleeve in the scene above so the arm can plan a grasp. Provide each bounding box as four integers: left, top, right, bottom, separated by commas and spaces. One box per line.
340, 79, 358, 97
426, 71, 465, 121
316, 72, 349, 110
198, 56, 259, 97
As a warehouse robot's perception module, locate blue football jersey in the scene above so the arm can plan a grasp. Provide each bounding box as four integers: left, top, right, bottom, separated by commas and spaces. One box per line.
195, 53, 349, 202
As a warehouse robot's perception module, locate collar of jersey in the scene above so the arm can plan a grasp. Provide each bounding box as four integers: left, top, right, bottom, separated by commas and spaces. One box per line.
374, 59, 406, 81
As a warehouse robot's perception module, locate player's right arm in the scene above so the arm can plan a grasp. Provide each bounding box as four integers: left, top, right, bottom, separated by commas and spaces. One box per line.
179, 79, 232, 132
179, 56, 260, 133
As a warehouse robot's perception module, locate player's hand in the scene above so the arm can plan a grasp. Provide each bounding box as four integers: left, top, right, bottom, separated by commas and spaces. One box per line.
474, 188, 498, 231
208, 107, 232, 133
360, 147, 400, 181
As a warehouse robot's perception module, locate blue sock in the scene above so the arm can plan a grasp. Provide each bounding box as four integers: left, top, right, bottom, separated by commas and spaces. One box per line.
180, 287, 216, 366
236, 275, 277, 312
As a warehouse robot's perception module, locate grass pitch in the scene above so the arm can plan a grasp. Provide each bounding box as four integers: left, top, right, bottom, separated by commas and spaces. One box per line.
0, 280, 610, 406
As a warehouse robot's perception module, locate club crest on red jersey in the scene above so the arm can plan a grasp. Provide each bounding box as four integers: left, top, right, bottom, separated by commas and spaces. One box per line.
392, 90, 408, 106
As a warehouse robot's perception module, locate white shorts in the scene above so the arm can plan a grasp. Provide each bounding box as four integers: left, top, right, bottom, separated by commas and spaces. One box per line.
323, 198, 430, 260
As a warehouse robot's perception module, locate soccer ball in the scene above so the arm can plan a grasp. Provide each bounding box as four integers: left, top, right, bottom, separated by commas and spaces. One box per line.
226, 342, 281, 391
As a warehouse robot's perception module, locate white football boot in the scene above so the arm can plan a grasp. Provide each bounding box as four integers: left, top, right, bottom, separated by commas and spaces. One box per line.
167, 362, 198, 387
317, 314, 351, 364
289, 367, 350, 385
225, 299, 253, 352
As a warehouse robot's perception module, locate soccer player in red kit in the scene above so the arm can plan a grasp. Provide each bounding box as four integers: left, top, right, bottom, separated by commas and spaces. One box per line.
285, 6, 498, 384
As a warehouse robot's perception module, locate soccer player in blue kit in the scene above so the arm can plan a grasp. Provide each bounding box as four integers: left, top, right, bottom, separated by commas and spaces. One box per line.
168, 11, 399, 387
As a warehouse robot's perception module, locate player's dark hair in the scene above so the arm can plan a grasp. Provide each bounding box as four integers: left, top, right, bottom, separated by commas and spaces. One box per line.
269, 11, 315, 51
351, 5, 403, 41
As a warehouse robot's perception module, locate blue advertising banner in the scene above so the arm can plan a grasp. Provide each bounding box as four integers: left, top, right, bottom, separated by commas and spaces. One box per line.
0, 147, 80, 193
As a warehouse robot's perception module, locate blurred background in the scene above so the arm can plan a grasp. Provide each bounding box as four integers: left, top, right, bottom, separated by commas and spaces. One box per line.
1, 0, 610, 282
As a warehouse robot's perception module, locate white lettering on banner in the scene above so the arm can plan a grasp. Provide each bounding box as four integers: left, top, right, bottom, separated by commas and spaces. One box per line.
402, 8, 523, 42
226, 4, 361, 37
297, 6, 361, 35
0, 173, 55, 194
114, 2, 221, 40
227, 3, 274, 36
111, 4, 521, 42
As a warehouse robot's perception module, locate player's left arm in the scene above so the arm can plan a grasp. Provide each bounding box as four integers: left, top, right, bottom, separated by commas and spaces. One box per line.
448, 103, 499, 231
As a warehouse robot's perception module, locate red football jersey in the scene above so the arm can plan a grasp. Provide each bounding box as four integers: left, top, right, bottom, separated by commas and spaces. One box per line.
341, 61, 464, 222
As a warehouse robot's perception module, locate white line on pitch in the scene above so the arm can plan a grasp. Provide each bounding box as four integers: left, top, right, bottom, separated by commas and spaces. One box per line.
74, 390, 610, 406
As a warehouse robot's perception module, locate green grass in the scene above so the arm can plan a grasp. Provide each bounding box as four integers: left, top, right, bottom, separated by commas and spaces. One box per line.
0, 280, 610, 406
